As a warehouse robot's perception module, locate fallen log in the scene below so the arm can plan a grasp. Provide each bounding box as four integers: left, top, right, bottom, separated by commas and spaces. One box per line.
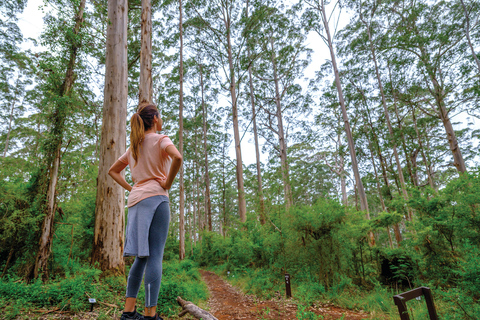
177, 296, 218, 320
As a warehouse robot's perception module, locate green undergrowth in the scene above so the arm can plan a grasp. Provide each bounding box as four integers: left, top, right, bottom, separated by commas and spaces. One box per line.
0, 259, 208, 319
194, 173, 480, 319
208, 264, 469, 319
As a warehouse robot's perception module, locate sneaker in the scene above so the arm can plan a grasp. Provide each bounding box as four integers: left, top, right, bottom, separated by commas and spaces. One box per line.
120, 308, 143, 320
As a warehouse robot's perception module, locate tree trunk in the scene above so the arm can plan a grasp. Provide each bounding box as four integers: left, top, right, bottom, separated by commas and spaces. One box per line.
386, 63, 418, 189
34, 146, 61, 279
200, 64, 212, 231
367, 132, 395, 249
337, 133, 347, 206
367, 139, 387, 212
222, 135, 227, 237
196, 141, 203, 233
415, 34, 467, 173
436, 91, 466, 173
270, 36, 293, 211
320, 0, 369, 216
194, 113, 203, 234
364, 19, 411, 219
34, 0, 86, 279
411, 106, 436, 190
138, 0, 152, 104
178, 0, 185, 261
92, 0, 127, 272
193, 197, 197, 246
246, 0, 265, 224
1, 247, 14, 278
224, 9, 247, 223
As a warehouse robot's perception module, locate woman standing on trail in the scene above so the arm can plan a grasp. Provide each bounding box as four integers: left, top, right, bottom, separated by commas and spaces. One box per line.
108, 103, 183, 320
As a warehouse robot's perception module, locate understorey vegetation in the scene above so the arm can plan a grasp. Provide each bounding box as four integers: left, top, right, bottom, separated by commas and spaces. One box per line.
194, 172, 480, 319
1, 0, 479, 318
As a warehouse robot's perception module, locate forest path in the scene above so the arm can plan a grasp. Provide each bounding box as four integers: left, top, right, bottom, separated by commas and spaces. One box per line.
200, 270, 373, 320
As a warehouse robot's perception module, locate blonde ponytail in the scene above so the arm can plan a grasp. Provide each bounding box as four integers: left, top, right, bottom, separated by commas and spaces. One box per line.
130, 112, 145, 167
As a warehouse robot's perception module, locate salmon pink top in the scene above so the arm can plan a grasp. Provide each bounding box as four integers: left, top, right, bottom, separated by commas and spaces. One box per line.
118, 133, 174, 207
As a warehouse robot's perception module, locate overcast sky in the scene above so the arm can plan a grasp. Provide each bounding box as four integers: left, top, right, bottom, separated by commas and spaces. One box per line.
17, 0, 477, 168
17, 0, 344, 166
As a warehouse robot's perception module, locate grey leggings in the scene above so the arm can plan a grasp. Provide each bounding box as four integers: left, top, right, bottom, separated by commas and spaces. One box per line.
125, 199, 170, 307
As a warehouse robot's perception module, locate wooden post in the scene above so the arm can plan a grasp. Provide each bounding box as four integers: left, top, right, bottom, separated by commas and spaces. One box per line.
393, 286, 439, 320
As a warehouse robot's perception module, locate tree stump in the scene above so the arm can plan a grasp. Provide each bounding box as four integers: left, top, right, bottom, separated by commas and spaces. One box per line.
176, 296, 218, 320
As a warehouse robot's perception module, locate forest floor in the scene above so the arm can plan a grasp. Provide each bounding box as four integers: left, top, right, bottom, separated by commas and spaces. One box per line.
22, 270, 383, 320
199, 270, 381, 320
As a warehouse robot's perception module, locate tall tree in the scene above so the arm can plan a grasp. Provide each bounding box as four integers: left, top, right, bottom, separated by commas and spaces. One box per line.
92, 0, 128, 272
251, 2, 311, 211
185, 0, 247, 222
386, 0, 469, 173
304, 0, 372, 233
32, 0, 87, 279
245, 0, 265, 223
199, 63, 212, 231
356, 1, 412, 219
179, 0, 186, 260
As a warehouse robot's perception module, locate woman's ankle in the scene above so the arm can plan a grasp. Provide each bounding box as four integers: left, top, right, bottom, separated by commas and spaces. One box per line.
144, 306, 157, 317
124, 297, 137, 313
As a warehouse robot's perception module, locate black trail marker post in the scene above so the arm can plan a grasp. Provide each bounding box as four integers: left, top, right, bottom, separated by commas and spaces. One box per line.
285, 273, 292, 298
88, 298, 97, 312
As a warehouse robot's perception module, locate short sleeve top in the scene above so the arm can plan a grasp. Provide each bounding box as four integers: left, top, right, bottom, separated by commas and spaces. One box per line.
118, 133, 174, 207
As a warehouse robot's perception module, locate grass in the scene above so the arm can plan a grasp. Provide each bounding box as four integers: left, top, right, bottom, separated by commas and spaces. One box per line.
0, 259, 208, 320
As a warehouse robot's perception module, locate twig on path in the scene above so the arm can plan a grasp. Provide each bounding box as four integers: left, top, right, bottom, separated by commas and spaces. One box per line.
35, 307, 60, 314
177, 296, 218, 320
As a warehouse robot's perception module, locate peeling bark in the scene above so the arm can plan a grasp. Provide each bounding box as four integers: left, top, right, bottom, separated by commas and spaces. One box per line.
92, 0, 127, 272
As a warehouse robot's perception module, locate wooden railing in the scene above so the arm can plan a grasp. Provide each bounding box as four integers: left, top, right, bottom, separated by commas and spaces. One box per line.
393, 286, 439, 320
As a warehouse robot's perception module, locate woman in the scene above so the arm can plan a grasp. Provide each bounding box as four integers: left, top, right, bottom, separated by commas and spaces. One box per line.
108, 104, 182, 320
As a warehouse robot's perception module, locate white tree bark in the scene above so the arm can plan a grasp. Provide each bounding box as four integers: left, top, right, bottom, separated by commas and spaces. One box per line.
225, 14, 247, 223
200, 64, 212, 231
270, 36, 293, 211
178, 0, 185, 260
139, 0, 152, 104
246, 0, 265, 224
92, 0, 128, 272
319, 0, 373, 245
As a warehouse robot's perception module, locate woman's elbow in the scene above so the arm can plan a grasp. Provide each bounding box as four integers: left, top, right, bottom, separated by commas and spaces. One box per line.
175, 154, 183, 163
108, 165, 117, 177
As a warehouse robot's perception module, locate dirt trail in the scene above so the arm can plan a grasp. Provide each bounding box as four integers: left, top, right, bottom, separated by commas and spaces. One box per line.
200, 270, 374, 320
